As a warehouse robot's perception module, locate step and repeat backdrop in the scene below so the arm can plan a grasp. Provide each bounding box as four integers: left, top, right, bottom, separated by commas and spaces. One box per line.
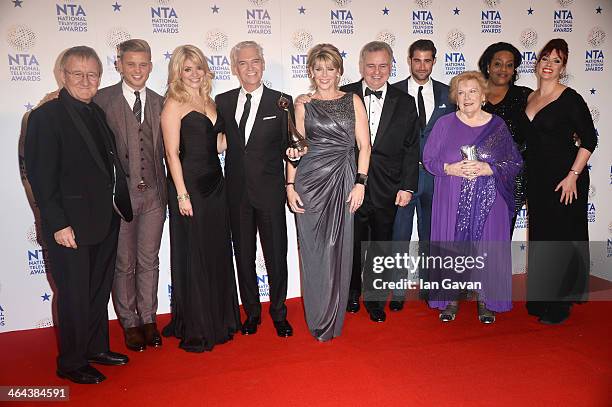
1, 0, 610, 332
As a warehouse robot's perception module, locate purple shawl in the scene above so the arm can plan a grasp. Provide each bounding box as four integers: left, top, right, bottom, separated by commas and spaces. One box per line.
454, 116, 523, 241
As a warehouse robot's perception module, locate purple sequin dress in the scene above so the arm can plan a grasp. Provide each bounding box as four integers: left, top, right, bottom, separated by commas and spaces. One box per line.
423, 113, 522, 313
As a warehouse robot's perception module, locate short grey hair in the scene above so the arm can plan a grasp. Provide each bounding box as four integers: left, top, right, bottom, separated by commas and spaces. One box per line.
359, 41, 393, 65
230, 41, 264, 69
60, 45, 103, 77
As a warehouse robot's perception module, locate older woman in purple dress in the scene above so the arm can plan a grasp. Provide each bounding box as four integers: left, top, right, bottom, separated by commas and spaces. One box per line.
423, 71, 522, 323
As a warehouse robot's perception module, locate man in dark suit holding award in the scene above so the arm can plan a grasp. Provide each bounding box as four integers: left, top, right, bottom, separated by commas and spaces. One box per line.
391, 39, 455, 306
94, 39, 166, 352
25, 46, 132, 384
341, 41, 420, 322
215, 41, 293, 337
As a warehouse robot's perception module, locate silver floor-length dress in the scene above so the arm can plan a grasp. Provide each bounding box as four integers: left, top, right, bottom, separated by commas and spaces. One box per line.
295, 93, 356, 341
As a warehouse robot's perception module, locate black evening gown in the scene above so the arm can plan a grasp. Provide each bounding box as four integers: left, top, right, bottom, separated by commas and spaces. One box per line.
483, 84, 532, 233
164, 110, 240, 352
522, 88, 597, 316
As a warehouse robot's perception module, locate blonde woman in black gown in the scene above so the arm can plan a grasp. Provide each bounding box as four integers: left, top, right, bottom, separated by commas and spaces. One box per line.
161, 45, 240, 351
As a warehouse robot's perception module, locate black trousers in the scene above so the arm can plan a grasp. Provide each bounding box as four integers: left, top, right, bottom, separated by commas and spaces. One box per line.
229, 197, 288, 321
45, 215, 120, 371
351, 198, 397, 311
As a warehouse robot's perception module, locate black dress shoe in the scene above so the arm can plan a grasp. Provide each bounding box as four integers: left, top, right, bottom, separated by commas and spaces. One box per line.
346, 291, 360, 313
241, 316, 261, 335
273, 319, 293, 337
57, 364, 106, 384
87, 351, 129, 366
368, 308, 386, 323
142, 323, 163, 347
538, 304, 571, 325
124, 327, 146, 352
389, 299, 404, 312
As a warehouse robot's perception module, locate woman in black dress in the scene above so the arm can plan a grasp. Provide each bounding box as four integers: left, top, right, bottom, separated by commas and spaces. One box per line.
479, 42, 532, 234
161, 45, 240, 351
523, 39, 597, 324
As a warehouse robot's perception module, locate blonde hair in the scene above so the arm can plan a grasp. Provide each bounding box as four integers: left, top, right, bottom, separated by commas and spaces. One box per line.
166, 45, 214, 103
306, 43, 343, 91
448, 70, 489, 104
117, 39, 151, 60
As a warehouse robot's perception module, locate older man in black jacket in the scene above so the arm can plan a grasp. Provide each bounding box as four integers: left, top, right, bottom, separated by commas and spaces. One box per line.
25, 46, 132, 384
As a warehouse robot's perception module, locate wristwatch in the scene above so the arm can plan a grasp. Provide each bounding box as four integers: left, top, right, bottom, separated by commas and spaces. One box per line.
355, 173, 368, 186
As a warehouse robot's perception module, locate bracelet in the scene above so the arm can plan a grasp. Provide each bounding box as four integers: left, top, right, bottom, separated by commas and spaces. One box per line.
355, 173, 368, 186
569, 169, 580, 176
285, 182, 295, 187
177, 193, 190, 202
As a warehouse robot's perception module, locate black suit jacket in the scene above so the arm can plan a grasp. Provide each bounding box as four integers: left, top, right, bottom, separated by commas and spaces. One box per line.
340, 81, 419, 208
215, 86, 292, 210
25, 88, 132, 245
392, 78, 455, 158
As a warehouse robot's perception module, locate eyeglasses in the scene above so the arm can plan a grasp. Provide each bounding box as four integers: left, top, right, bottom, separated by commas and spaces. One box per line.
64, 70, 100, 82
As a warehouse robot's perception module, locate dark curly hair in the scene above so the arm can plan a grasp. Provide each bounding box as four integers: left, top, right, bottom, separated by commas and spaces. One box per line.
478, 42, 522, 85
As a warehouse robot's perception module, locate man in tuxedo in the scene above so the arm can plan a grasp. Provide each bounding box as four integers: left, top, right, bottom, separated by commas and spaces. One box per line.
215, 41, 293, 337
341, 41, 420, 322
94, 39, 166, 352
391, 39, 455, 305
25, 46, 133, 384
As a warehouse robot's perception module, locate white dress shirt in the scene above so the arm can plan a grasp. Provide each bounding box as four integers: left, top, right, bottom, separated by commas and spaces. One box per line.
407, 76, 434, 126
235, 84, 264, 145
122, 81, 146, 123
361, 81, 387, 144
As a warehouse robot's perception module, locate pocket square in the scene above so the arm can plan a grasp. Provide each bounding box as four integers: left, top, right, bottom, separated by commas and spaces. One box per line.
438, 104, 446, 108
262, 115, 277, 120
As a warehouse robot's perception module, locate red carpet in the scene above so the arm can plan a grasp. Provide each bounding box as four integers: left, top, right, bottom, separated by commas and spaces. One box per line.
1, 297, 611, 406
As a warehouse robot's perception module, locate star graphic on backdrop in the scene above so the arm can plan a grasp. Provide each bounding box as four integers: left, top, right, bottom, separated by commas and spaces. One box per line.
382, 7, 389, 15
211, 5, 219, 13
527, 7, 534, 15
112, 2, 121, 11
13, 0, 23, 7
41, 293, 51, 301
24, 102, 34, 111
298, 6, 306, 14
590, 88, 596, 95
520, 244, 526, 251
453, 7, 460, 15
340, 50, 347, 58
163, 51, 172, 60
587, 164, 592, 171
596, 6, 602, 14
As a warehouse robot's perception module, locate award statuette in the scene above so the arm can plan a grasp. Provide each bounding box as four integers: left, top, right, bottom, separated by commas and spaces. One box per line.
278, 94, 307, 152
460, 145, 478, 161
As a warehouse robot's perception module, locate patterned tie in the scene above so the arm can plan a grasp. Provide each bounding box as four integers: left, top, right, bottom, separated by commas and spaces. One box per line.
417, 86, 426, 130
238, 93, 252, 143
133, 90, 142, 123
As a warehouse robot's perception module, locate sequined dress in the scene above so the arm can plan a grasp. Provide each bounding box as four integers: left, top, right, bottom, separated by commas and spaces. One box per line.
295, 93, 356, 341
423, 113, 520, 313
483, 85, 532, 232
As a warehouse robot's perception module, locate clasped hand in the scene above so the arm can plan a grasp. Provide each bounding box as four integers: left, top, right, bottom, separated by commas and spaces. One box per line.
446, 160, 493, 180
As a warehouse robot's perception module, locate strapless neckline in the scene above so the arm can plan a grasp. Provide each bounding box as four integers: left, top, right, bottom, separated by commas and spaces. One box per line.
182, 110, 217, 127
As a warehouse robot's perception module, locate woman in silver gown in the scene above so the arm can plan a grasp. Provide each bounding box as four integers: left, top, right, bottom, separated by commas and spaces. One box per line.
286, 44, 370, 341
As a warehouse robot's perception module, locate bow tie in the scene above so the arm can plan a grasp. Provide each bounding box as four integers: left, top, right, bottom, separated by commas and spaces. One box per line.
365, 87, 383, 99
